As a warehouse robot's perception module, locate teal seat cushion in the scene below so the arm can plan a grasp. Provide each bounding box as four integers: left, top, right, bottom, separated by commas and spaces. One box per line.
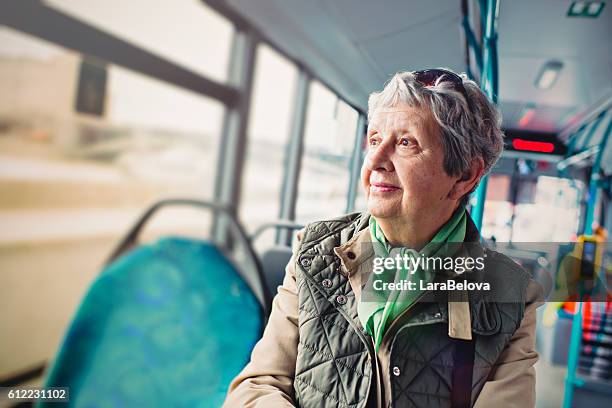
42, 237, 263, 407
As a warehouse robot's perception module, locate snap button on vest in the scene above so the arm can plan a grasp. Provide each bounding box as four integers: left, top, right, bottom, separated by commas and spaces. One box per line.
322, 279, 332, 288
347, 251, 356, 260
300, 258, 312, 267
392, 366, 401, 376
335, 294, 347, 305
434, 312, 442, 318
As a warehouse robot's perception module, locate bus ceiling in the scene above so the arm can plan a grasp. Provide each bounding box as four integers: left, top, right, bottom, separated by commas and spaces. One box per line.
217, 0, 611, 135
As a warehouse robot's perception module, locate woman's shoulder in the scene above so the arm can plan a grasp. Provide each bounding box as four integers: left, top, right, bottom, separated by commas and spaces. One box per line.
481, 247, 542, 303
483, 247, 530, 278
300, 211, 368, 240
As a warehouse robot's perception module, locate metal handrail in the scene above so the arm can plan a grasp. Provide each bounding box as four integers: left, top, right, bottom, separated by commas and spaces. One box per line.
250, 220, 304, 243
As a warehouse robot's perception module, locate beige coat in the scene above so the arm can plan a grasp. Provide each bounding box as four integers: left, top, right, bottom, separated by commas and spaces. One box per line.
224, 228, 543, 408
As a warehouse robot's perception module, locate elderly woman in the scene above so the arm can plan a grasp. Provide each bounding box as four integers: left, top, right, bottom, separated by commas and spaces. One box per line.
224, 69, 542, 408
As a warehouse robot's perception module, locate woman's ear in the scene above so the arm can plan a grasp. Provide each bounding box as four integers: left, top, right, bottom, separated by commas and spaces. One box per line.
448, 157, 485, 200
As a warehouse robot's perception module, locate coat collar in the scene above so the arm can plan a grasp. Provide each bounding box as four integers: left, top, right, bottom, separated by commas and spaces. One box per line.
332, 211, 483, 340
333, 210, 484, 276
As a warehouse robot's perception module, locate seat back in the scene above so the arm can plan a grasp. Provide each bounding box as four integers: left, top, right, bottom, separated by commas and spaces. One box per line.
260, 245, 294, 291
42, 236, 263, 407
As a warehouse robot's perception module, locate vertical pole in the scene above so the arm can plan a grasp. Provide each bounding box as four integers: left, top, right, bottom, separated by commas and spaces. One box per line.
212, 28, 257, 245
346, 114, 366, 213
470, 177, 488, 230
562, 113, 611, 408
277, 70, 310, 245
470, 0, 499, 231
563, 302, 585, 408
583, 115, 612, 236
579, 111, 606, 152
508, 159, 520, 242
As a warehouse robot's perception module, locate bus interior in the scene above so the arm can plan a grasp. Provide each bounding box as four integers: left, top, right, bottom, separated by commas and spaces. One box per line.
0, 1, 611, 407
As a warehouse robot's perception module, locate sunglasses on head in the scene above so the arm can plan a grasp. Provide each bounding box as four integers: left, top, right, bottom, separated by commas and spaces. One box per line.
412, 69, 471, 109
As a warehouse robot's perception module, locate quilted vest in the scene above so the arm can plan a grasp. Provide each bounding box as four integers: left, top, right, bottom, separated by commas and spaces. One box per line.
292, 212, 531, 408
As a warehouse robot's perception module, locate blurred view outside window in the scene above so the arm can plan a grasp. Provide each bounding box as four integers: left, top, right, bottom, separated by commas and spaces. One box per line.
482, 170, 583, 242
240, 44, 297, 248
0, 26, 225, 377
354, 138, 368, 212
46, 0, 233, 82
512, 175, 582, 241
295, 81, 358, 222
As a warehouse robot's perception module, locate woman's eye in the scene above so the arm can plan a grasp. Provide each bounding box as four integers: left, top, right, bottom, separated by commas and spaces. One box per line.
369, 137, 379, 146
399, 138, 411, 147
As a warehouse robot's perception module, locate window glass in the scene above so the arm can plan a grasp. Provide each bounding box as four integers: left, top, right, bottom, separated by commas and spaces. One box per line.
355, 187, 367, 212
512, 176, 583, 241
0, 28, 224, 377
240, 44, 297, 249
46, 0, 233, 82
353, 134, 368, 212
295, 81, 358, 222
481, 173, 583, 242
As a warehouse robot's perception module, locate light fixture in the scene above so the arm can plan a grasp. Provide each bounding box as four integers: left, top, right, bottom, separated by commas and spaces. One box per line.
518, 103, 537, 128
535, 61, 563, 89
570, 1, 587, 14
568, 1, 605, 17
512, 139, 555, 153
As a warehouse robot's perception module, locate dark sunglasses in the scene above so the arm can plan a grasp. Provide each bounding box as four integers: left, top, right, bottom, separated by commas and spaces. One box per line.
412, 69, 471, 109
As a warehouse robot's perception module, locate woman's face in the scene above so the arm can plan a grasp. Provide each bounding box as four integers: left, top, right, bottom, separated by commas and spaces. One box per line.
361, 104, 459, 222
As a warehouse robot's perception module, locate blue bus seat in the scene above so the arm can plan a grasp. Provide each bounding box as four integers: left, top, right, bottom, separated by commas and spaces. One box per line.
41, 236, 263, 407
260, 245, 294, 292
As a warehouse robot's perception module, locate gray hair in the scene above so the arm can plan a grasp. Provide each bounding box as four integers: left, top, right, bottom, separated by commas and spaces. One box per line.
368, 69, 504, 193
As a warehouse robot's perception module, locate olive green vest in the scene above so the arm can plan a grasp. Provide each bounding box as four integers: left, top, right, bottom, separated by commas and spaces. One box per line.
293, 212, 531, 408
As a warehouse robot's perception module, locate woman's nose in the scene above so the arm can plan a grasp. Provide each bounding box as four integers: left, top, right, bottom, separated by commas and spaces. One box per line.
367, 143, 394, 172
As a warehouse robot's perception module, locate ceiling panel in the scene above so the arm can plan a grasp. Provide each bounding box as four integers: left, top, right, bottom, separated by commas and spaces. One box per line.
526, 104, 576, 133
498, 0, 612, 133
499, 101, 525, 128
225, 0, 380, 110
323, 0, 459, 41
501, 101, 576, 133
359, 12, 465, 78
224, 0, 465, 111
499, 0, 612, 58
499, 55, 585, 107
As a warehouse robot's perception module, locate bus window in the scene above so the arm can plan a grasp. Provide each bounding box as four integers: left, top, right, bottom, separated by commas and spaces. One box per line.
482, 171, 584, 242
0, 27, 224, 378
512, 176, 583, 241
240, 44, 297, 248
295, 81, 358, 222
46, 0, 233, 82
